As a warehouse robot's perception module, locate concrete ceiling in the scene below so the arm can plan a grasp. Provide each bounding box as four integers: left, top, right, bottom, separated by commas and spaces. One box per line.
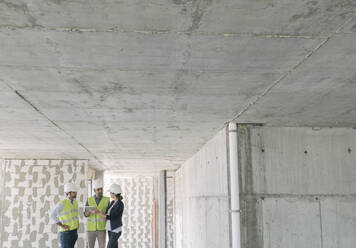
0, 0, 355, 170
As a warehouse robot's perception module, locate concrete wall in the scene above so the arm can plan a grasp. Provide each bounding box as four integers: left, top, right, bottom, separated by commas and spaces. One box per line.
239, 126, 356, 248
0, 159, 88, 248
175, 128, 230, 248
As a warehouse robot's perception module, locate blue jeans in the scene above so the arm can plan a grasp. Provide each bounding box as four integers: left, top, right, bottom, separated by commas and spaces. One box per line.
107, 231, 121, 248
60, 230, 78, 248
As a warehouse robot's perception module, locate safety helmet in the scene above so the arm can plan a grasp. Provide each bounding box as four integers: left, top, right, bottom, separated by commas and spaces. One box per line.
64, 183, 78, 193
108, 184, 122, 194
93, 179, 103, 189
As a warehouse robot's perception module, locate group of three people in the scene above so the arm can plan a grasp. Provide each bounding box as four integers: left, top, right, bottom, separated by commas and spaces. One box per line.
50, 180, 124, 248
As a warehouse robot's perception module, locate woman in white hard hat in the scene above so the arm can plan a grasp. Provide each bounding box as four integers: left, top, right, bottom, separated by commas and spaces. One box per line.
95, 183, 124, 248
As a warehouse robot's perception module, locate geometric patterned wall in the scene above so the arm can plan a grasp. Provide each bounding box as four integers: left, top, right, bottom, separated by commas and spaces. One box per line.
0, 159, 4, 246
166, 172, 175, 248
104, 171, 175, 248
104, 173, 154, 248
0, 159, 88, 248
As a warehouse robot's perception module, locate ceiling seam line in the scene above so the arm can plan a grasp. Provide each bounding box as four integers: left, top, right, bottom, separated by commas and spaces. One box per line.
0, 64, 301, 72
227, 14, 356, 124
2, 83, 105, 167
0, 26, 328, 38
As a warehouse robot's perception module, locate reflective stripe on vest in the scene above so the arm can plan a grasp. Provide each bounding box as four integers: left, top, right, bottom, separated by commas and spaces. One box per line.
59, 199, 79, 232
87, 196, 110, 231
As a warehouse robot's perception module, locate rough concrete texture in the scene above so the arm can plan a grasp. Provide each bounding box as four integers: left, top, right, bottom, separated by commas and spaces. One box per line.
0, 0, 355, 170
0, 159, 88, 248
236, 34, 356, 127
239, 126, 356, 248
249, 127, 356, 194
175, 128, 230, 248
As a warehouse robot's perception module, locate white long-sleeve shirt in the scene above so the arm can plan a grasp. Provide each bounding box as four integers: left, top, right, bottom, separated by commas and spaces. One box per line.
50, 199, 75, 224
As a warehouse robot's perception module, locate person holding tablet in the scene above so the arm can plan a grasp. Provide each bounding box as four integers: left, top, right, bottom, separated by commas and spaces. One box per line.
95, 183, 124, 248
84, 179, 110, 248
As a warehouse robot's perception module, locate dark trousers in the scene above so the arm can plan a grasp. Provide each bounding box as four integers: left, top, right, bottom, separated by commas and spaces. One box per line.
107, 231, 121, 248
60, 230, 78, 248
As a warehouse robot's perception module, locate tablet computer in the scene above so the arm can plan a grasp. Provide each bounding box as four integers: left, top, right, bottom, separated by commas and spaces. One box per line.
85, 206, 96, 213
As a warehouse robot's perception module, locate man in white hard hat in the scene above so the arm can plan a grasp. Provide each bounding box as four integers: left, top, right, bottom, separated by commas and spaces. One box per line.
50, 182, 79, 248
84, 179, 110, 248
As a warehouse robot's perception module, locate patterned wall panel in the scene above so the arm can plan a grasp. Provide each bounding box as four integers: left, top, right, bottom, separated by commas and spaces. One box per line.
104, 173, 154, 248
0, 159, 4, 245
1, 159, 88, 248
166, 172, 175, 248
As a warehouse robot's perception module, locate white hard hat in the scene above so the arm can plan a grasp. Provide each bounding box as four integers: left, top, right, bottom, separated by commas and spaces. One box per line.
108, 184, 122, 194
93, 179, 103, 189
64, 183, 78, 193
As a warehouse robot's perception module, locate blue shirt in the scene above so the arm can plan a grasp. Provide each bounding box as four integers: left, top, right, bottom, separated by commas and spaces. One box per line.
85, 196, 102, 206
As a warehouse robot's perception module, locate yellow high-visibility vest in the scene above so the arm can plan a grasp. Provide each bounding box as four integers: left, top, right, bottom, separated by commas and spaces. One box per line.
87, 196, 110, 231
58, 199, 79, 232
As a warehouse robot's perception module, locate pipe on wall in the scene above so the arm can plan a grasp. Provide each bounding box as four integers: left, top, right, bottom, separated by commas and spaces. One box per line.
228, 123, 241, 248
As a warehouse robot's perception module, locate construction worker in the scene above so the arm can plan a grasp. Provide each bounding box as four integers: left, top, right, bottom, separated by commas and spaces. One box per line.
50, 182, 79, 248
84, 179, 110, 248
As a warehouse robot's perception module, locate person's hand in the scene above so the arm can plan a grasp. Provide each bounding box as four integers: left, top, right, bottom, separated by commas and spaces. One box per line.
62, 224, 70, 231
94, 208, 101, 214
84, 211, 91, 217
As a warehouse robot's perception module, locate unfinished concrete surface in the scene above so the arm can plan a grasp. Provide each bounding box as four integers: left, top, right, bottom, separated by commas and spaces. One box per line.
239, 126, 356, 248
1, 0, 356, 248
0, 0, 355, 171
175, 129, 230, 248
175, 125, 356, 248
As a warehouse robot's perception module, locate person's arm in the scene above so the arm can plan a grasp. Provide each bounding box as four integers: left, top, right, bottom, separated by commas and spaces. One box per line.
50, 202, 70, 230
95, 210, 107, 218
103, 202, 124, 220
83, 200, 91, 217
95, 201, 113, 220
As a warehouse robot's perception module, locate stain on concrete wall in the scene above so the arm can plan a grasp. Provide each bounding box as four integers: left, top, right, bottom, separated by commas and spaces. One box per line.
0, 159, 88, 248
